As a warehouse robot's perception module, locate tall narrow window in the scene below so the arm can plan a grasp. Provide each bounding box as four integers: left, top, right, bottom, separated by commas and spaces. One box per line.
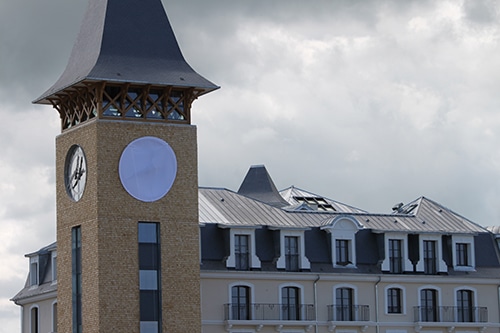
423, 241, 437, 275
457, 289, 473, 322
387, 288, 402, 314
235, 235, 249, 270
30, 257, 39, 286
456, 243, 469, 267
282, 287, 300, 320
52, 302, 58, 333
336, 240, 350, 266
420, 289, 438, 322
52, 252, 58, 282
389, 239, 403, 273
139, 222, 161, 333
336, 287, 354, 321
231, 286, 250, 320
284, 236, 299, 271
72, 226, 82, 333
30, 307, 39, 333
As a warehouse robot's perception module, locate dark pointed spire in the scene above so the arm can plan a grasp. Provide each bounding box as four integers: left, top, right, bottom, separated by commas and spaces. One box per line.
238, 165, 289, 208
34, 0, 218, 104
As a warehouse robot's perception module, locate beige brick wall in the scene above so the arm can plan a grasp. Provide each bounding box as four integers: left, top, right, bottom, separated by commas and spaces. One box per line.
56, 119, 201, 333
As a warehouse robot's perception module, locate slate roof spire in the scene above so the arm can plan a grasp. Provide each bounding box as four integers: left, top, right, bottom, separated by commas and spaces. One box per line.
34, 0, 218, 104
238, 165, 289, 208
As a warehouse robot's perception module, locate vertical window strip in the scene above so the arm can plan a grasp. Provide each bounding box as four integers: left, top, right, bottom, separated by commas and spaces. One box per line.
72, 226, 82, 333
139, 222, 161, 333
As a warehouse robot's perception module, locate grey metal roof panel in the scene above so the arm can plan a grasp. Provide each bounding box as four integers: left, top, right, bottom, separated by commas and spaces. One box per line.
34, 0, 218, 104
200, 188, 487, 234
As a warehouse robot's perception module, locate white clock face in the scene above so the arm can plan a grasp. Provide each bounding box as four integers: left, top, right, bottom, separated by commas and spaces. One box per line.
119, 136, 177, 202
65, 145, 87, 202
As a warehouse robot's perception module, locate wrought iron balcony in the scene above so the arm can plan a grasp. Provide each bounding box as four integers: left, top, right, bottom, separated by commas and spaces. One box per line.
224, 303, 315, 321
327, 305, 370, 322
413, 306, 488, 323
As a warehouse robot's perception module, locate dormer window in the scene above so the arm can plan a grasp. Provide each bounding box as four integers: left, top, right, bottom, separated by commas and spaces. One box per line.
322, 216, 360, 268
452, 235, 475, 271
416, 235, 447, 274
226, 228, 261, 270
29, 257, 39, 286
381, 233, 412, 273
276, 230, 310, 271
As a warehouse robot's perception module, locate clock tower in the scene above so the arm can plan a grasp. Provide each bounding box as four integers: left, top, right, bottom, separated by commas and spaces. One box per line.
34, 1, 218, 332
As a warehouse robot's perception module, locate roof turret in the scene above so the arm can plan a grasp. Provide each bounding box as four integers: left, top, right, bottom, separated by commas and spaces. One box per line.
34, 0, 218, 104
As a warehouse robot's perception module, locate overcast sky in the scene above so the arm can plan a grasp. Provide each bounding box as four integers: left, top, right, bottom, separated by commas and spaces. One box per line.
1, 0, 500, 331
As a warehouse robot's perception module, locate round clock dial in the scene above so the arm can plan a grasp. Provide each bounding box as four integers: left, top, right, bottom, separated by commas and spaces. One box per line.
119, 136, 177, 202
64, 145, 87, 202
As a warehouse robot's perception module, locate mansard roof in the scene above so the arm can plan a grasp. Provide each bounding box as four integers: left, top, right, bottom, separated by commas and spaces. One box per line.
35, 0, 218, 104
11, 243, 57, 304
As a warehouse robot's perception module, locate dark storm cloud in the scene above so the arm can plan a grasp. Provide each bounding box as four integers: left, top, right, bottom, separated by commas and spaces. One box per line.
2, 1, 500, 331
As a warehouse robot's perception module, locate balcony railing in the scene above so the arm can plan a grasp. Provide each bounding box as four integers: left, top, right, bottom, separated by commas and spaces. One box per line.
327, 305, 370, 321
414, 306, 488, 323
224, 303, 315, 321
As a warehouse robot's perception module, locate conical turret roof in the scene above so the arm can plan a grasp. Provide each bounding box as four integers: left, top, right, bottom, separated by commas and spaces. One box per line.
34, 0, 218, 104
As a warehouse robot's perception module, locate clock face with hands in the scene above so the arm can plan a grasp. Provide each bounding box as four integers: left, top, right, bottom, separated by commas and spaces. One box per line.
64, 145, 87, 202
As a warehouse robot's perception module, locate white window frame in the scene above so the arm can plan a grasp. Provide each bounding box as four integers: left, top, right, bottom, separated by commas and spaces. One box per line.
416, 235, 447, 273
278, 282, 305, 321
323, 216, 359, 268
417, 285, 442, 310
52, 301, 58, 333
29, 305, 39, 333
454, 286, 477, 322
384, 284, 406, 315
452, 235, 475, 271
51, 250, 58, 284
29, 256, 39, 287
276, 230, 310, 270
381, 233, 412, 273
226, 228, 261, 269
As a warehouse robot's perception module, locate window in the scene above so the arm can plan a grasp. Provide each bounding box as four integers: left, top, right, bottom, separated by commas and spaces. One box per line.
336, 240, 350, 266
335, 288, 354, 321
30, 260, 38, 286
235, 235, 249, 270
456, 243, 469, 266
30, 306, 39, 333
324, 217, 359, 268
139, 222, 161, 333
420, 289, 438, 322
285, 236, 299, 271
423, 241, 437, 275
389, 239, 403, 273
282, 286, 300, 320
231, 286, 250, 320
52, 251, 58, 282
276, 230, 310, 271
452, 235, 475, 271
52, 302, 58, 333
226, 228, 260, 270
387, 288, 402, 314
72, 227, 82, 333
457, 289, 473, 322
